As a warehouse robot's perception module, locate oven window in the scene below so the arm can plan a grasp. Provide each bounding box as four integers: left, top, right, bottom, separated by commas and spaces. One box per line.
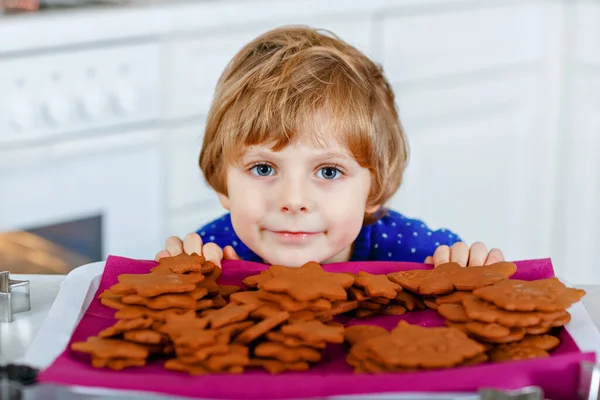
0, 215, 102, 274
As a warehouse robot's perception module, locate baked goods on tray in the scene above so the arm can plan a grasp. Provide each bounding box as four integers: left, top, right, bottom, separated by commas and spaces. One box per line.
71, 254, 585, 374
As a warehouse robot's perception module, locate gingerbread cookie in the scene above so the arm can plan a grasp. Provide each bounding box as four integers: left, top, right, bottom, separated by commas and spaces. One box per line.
387, 262, 516, 296
71, 337, 150, 360
204, 303, 258, 329
461, 294, 563, 327
98, 317, 154, 338
392, 290, 426, 311
259, 262, 354, 301
353, 271, 401, 299
435, 291, 469, 306
488, 342, 549, 362
234, 311, 290, 344
437, 303, 470, 323
265, 331, 326, 349
120, 287, 208, 310
110, 273, 198, 297
517, 334, 560, 351
281, 320, 345, 344
153, 252, 206, 274
249, 358, 310, 374
352, 321, 485, 371
254, 342, 322, 363
345, 325, 389, 346
472, 278, 586, 312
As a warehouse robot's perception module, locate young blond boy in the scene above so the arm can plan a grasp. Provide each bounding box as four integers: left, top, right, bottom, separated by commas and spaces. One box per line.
156, 26, 504, 269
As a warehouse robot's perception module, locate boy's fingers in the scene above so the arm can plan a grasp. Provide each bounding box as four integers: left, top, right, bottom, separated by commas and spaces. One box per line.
165, 236, 184, 257
203, 242, 223, 267
424, 256, 434, 265
432, 245, 450, 267
183, 233, 203, 255
450, 242, 469, 267
224, 245, 241, 260
154, 250, 171, 262
467, 242, 488, 267
485, 248, 505, 265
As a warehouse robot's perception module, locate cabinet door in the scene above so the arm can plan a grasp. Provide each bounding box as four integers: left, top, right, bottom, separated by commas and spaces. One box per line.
554, 2, 600, 284
380, 4, 555, 265
163, 18, 374, 120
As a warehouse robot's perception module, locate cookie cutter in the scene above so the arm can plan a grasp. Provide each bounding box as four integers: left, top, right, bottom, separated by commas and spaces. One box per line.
479, 387, 543, 400
0, 271, 31, 323
579, 361, 600, 400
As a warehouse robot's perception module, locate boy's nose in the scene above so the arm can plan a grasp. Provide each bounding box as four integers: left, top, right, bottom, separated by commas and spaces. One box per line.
281, 203, 307, 213
278, 179, 311, 214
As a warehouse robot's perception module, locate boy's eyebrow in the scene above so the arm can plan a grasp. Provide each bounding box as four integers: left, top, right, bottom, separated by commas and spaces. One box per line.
243, 148, 351, 161
309, 150, 353, 162
242, 149, 281, 161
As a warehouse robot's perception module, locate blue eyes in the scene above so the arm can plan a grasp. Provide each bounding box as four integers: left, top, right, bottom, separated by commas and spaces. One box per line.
318, 167, 339, 180
253, 164, 273, 177
249, 164, 341, 180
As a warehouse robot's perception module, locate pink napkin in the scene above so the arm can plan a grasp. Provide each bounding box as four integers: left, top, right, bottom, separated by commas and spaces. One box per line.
38, 257, 596, 400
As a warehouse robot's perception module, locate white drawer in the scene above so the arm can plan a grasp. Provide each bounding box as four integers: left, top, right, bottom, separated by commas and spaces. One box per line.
163, 18, 374, 119
573, 2, 600, 66
0, 42, 160, 146
164, 124, 216, 210
394, 74, 535, 127
163, 26, 270, 120
388, 76, 555, 261
381, 4, 545, 83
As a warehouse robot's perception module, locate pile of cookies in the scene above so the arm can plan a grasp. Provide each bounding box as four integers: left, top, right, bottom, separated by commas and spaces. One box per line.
72, 258, 346, 374
239, 261, 357, 322
384, 262, 585, 368
347, 271, 426, 318
433, 278, 581, 361
344, 321, 488, 372
71, 254, 586, 375
97, 253, 233, 321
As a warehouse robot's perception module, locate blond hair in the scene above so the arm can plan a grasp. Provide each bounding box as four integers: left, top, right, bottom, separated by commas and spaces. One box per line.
199, 26, 408, 224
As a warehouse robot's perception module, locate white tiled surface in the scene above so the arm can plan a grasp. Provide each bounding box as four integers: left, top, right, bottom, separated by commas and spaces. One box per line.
0, 275, 599, 366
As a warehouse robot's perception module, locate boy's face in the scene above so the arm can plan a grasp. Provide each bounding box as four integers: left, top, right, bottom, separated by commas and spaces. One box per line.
218, 127, 378, 267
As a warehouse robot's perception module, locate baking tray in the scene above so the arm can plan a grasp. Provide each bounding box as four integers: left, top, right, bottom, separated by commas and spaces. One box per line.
22, 258, 600, 399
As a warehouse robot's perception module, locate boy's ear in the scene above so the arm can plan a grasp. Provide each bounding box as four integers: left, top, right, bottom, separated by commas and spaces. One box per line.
366, 203, 381, 214
217, 193, 231, 210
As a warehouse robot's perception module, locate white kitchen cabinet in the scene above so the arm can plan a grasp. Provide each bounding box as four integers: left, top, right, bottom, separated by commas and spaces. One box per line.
381, 2, 555, 269
381, 3, 544, 83
391, 76, 546, 260
552, 2, 600, 284
163, 18, 374, 120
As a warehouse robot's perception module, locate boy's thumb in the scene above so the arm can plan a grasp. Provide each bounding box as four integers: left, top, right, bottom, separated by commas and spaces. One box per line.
224, 245, 241, 260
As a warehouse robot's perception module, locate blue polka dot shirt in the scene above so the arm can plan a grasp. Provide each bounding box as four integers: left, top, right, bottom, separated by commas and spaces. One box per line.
196, 209, 463, 264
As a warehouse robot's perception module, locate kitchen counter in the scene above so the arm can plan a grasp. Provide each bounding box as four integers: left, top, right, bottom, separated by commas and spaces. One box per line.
0, 274, 65, 364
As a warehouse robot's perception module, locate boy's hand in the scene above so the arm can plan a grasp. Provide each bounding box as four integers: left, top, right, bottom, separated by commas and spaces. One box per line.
223, 245, 241, 261
155, 233, 226, 266
424, 242, 504, 268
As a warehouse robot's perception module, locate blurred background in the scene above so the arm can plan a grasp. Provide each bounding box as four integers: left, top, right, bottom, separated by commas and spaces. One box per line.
0, 0, 596, 284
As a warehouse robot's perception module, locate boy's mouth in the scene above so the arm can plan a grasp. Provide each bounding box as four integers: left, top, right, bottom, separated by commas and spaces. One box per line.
266, 230, 322, 244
